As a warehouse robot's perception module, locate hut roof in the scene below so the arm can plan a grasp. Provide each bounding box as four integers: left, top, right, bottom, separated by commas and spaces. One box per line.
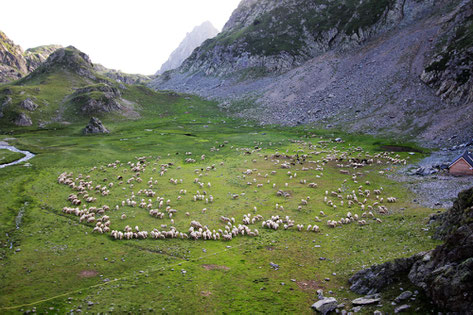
449, 151, 473, 168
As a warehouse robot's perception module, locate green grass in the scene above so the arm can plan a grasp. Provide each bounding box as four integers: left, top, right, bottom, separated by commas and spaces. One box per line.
0, 97, 441, 314
0, 149, 25, 165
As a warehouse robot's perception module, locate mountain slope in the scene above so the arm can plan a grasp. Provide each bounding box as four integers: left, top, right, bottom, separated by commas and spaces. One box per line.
0, 46, 184, 128
155, 21, 219, 75
150, 0, 473, 147
0, 31, 31, 82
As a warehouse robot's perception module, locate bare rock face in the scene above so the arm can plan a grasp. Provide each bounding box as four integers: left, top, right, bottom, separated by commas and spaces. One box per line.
156, 21, 219, 75
350, 187, 473, 313
82, 117, 109, 134
20, 98, 38, 111
14, 113, 32, 126
420, 0, 473, 108
0, 30, 28, 82
349, 253, 426, 295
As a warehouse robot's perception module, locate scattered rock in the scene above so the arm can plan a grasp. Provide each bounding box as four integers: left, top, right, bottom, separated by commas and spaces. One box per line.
14, 113, 32, 126
269, 262, 279, 270
394, 291, 412, 302
82, 117, 109, 135
394, 304, 410, 313
352, 294, 381, 305
20, 98, 38, 111
311, 297, 338, 314
352, 306, 362, 312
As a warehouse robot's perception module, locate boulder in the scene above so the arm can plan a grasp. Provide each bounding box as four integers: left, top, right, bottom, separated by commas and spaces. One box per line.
311, 297, 337, 314
14, 113, 32, 126
20, 98, 38, 111
82, 117, 109, 134
394, 291, 412, 303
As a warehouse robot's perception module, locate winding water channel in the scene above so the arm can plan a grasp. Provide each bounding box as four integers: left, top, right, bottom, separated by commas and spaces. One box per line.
0, 144, 35, 169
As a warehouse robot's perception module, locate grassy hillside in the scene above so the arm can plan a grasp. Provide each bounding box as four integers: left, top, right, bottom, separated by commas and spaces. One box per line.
0, 47, 187, 128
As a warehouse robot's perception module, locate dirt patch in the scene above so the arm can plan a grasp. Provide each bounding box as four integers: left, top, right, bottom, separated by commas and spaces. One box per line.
79, 270, 98, 278
202, 264, 230, 271
380, 145, 423, 153
201, 291, 212, 296
296, 280, 325, 291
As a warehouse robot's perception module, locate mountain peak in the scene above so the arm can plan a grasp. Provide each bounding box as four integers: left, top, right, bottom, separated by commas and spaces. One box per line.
155, 21, 219, 75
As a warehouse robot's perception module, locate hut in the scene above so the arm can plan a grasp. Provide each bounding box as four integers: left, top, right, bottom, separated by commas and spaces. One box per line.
449, 151, 473, 175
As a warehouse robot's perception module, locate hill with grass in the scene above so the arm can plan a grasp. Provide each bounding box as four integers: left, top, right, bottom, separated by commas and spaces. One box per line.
0, 46, 186, 128
150, 0, 473, 147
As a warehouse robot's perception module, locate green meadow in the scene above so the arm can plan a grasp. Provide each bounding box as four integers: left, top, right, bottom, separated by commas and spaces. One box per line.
0, 94, 440, 314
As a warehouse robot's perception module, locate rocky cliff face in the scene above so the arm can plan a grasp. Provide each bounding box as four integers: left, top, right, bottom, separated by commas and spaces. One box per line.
420, 0, 473, 108
0, 31, 29, 82
155, 21, 218, 75
0, 31, 61, 83
150, 0, 472, 147
350, 186, 473, 313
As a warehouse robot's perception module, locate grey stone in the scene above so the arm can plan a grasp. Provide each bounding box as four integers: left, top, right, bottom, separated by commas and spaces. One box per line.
20, 98, 38, 111
311, 297, 338, 314
352, 294, 381, 305
82, 117, 109, 134
14, 113, 32, 126
394, 304, 410, 313
394, 291, 412, 302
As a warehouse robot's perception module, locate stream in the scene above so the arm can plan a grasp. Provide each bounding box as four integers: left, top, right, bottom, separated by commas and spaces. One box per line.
0, 144, 35, 169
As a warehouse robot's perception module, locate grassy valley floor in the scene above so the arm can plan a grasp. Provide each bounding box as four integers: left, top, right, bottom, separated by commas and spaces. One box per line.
0, 95, 441, 314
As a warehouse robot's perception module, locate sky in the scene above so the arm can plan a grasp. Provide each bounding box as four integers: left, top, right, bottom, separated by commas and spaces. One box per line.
0, 0, 241, 75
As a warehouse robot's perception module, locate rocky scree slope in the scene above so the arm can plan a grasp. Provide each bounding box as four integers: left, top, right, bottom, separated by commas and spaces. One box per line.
349, 186, 473, 313
0, 31, 61, 83
156, 21, 219, 75
0, 46, 163, 127
150, 0, 473, 147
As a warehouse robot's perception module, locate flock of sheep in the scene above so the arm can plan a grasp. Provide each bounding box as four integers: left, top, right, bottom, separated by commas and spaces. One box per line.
57, 137, 408, 243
